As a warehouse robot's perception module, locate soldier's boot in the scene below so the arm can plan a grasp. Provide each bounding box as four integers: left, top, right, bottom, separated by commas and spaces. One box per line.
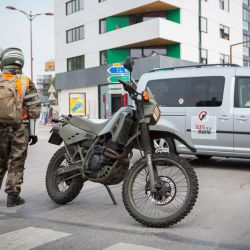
7, 195, 25, 207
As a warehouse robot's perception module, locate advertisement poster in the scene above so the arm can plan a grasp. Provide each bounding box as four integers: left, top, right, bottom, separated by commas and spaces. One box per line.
69, 93, 86, 116
191, 110, 217, 140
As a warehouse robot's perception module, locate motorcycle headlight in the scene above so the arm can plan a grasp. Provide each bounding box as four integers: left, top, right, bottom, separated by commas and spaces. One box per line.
152, 105, 161, 123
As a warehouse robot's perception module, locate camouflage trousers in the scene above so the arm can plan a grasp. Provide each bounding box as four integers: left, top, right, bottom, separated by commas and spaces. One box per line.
0, 123, 29, 195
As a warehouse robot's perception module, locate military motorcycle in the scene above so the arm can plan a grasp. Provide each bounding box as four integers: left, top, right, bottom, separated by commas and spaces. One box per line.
46, 58, 198, 228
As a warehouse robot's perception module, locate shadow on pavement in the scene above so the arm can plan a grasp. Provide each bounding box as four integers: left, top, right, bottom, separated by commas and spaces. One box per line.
186, 156, 250, 171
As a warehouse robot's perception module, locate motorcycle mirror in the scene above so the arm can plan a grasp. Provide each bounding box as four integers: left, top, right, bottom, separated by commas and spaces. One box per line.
123, 57, 134, 73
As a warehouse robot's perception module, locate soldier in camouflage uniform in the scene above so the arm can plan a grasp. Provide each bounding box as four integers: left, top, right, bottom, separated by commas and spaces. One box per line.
0, 48, 41, 207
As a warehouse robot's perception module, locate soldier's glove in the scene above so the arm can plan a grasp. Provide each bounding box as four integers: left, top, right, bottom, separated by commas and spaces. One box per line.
29, 136, 38, 145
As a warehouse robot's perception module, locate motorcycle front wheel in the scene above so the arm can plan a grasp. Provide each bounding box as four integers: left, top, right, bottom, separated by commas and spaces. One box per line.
122, 153, 198, 228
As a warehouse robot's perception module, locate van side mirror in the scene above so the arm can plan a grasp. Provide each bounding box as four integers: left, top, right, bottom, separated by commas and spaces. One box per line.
123, 57, 134, 73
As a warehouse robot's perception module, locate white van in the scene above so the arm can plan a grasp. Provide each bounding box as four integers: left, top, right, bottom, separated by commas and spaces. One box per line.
137, 64, 250, 159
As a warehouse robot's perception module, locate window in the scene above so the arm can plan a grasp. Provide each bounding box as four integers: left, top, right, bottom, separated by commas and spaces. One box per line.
147, 76, 225, 107
220, 24, 230, 40
100, 51, 107, 65
143, 11, 166, 21
243, 60, 250, 67
243, 35, 250, 57
243, 0, 249, 6
243, 8, 249, 31
235, 77, 250, 107
130, 46, 167, 59
200, 17, 207, 33
66, 0, 84, 15
220, 53, 229, 64
66, 25, 84, 43
67, 55, 85, 71
99, 19, 107, 34
200, 49, 208, 64
219, 0, 229, 12
129, 11, 166, 25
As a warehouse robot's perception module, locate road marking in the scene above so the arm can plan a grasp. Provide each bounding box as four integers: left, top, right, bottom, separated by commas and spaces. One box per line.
0, 227, 71, 250
104, 242, 163, 250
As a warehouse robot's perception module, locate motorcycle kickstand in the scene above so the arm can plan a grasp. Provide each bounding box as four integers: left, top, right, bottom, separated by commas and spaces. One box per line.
104, 185, 117, 205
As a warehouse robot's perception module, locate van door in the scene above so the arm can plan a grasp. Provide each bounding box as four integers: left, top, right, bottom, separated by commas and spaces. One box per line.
185, 75, 234, 153
233, 77, 250, 154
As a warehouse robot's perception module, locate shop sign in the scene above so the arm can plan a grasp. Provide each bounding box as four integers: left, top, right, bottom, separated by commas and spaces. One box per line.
69, 93, 86, 116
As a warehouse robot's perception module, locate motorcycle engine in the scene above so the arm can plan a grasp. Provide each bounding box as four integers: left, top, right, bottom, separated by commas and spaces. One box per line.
88, 140, 122, 172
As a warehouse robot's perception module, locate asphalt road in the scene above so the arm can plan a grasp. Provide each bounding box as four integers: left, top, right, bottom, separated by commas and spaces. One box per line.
0, 126, 250, 250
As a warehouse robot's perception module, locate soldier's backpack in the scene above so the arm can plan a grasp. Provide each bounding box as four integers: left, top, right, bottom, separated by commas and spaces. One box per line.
0, 74, 26, 124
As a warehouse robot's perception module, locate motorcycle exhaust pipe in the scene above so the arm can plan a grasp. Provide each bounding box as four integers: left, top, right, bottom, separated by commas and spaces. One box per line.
104, 148, 132, 160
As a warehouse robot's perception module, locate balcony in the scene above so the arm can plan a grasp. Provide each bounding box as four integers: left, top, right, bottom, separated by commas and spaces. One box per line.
98, 18, 181, 51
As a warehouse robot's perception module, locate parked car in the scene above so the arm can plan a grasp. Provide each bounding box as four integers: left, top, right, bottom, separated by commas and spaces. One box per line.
137, 64, 250, 159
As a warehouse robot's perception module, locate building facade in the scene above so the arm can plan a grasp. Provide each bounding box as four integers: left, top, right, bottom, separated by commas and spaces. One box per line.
55, 0, 245, 118
243, 0, 250, 66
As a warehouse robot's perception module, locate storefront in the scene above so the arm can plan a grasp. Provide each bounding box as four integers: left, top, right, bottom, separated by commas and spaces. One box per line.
98, 83, 133, 119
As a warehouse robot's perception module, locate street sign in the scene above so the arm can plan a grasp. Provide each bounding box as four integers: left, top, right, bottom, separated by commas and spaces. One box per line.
108, 75, 130, 83
48, 93, 56, 101
107, 65, 129, 75
48, 84, 56, 93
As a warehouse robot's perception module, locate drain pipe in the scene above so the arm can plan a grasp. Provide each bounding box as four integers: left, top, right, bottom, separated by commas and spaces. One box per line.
198, 0, 202, 63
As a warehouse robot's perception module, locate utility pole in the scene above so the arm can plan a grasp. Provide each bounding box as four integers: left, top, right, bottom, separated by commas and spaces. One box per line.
6, 6, 54, 82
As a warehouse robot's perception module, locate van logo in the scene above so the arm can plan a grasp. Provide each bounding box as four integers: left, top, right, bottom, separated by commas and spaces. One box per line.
179, 98, 184, 105
198, 111, 208, 121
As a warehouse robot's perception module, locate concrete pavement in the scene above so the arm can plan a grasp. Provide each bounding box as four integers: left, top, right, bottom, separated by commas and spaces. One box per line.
0, 126, 250, 250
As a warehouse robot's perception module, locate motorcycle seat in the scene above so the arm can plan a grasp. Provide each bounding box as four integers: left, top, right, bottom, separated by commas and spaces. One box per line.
68, 116, 109, 135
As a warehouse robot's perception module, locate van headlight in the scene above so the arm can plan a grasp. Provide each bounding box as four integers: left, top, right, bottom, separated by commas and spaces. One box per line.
152, 105, 161, 123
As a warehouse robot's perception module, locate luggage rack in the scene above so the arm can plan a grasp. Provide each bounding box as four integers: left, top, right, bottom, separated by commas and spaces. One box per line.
150, 63, 240, 72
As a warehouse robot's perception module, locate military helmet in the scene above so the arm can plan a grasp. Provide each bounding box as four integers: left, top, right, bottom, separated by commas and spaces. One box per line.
0, 47, 24, 69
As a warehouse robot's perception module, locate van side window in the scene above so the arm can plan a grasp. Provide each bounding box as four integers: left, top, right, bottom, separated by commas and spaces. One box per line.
147, 76, 225, 107
190, 77, 224, 107
235, 77, 250, 108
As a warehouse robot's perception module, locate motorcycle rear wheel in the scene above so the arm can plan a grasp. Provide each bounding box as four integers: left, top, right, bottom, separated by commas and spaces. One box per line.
46, 147, 84, 204
122, 153, 198, 228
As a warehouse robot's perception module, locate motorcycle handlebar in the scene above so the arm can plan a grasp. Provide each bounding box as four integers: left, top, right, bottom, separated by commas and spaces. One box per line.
52, 119, 62, 123
118, 79, 138, 96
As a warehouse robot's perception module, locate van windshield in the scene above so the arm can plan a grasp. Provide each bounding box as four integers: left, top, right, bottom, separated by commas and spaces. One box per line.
147, 76, 225, 107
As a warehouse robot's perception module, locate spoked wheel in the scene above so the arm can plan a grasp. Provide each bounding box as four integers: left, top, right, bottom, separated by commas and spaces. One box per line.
46, 147, 84, 204
122, 153, 198, 228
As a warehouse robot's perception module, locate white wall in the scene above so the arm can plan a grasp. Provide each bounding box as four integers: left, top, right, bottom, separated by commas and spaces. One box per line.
58, 86, 99, 118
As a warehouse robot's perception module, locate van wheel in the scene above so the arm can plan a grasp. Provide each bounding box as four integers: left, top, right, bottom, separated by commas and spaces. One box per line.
196, 155, 212, 160
151, 137, 176, 154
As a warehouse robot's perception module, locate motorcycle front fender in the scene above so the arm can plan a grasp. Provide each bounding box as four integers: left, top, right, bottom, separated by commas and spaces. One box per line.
149, 124, 196, 153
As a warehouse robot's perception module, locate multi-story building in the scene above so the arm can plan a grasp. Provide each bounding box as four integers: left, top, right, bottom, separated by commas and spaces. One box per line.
55, 0, 244, 118
37, 74, 54, 104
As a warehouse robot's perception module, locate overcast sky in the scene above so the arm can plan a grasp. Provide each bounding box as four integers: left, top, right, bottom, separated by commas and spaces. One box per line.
0, 0, 54, 81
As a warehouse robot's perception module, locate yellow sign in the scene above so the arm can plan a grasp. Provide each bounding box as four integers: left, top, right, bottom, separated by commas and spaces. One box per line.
69, 93, 86, 116
45, 61, 55, 72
